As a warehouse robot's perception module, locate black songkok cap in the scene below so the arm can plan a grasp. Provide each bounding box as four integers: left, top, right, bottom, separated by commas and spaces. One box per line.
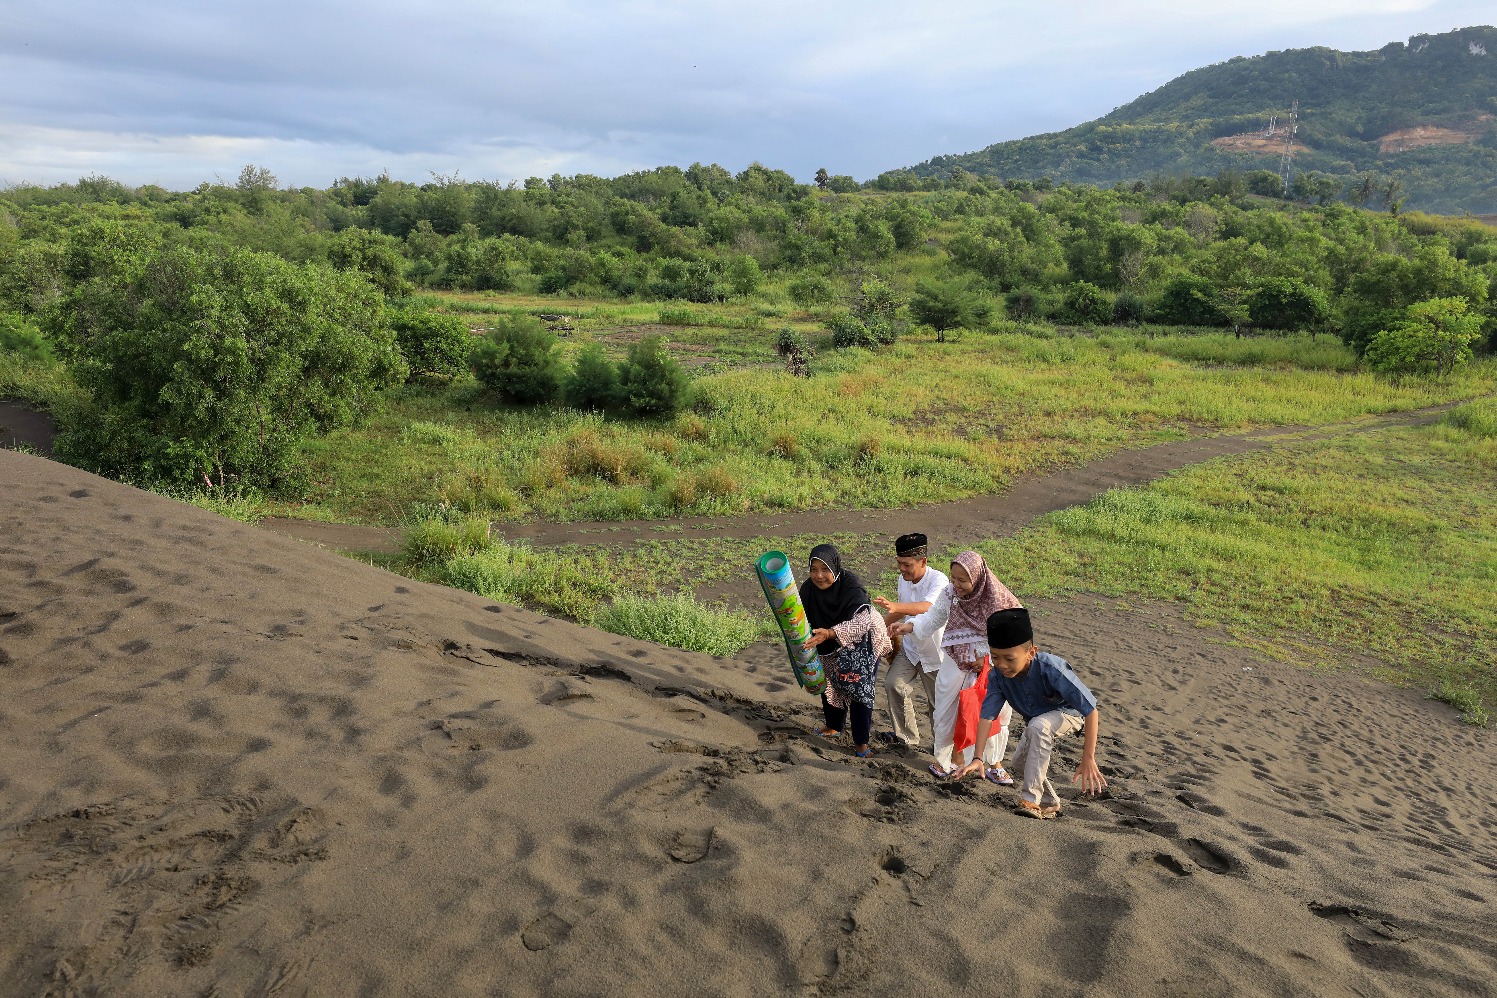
895, 533, 928, 557
987, 608, 1034, 649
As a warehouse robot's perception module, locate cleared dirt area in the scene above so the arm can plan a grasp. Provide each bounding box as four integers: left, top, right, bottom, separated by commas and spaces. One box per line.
1210, 133, 1309, 156
1378, 125, 1481, 154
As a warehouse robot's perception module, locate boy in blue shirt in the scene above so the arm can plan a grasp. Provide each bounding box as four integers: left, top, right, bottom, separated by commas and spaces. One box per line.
953, 608, 1107, 818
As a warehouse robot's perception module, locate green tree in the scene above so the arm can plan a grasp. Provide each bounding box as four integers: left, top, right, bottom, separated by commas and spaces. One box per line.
618, 333, 690, 416
51, 244, 403, 485
389, 310, 472, 380
1153, 274, 1225, 327
328, 228, 411, 298
725, 255, 762, 297
788, 274, 834, 307
910, 278, 992, 341
1060, 281, 1112, 325
1249, 277, 1331, 332
564, 340, 621, 411
814, 168, 830, 190
236, 164, 279, 214
1366, 297, 1483, 379
470, 314, 563, 404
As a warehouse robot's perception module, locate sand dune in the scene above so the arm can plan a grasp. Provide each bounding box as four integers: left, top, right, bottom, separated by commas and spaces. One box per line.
2, 448, 1494, 997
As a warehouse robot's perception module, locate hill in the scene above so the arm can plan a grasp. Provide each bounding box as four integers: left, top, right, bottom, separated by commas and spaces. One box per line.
902, 25, 1497, 213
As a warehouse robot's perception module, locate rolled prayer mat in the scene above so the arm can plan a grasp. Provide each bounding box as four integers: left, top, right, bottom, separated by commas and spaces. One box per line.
754, 550, 826, 695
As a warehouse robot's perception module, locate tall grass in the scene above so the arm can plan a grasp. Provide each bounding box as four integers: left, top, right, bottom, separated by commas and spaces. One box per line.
439, 538, 762, 654
596, 591, 764, 657
274, 317, 1497, 526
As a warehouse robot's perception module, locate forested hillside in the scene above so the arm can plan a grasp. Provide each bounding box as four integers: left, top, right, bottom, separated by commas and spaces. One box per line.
896, 25, 1497, 213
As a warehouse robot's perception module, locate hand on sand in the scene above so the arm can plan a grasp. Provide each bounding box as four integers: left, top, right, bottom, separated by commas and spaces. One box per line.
952, 759, 984, 781
1073, 759, 1108, 796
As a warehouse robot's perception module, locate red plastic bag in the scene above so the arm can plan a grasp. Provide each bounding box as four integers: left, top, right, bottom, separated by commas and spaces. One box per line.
953, 659, 995, 753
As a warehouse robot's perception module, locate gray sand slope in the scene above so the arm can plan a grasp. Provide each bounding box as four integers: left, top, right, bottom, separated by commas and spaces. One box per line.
2, 449, 1494, 996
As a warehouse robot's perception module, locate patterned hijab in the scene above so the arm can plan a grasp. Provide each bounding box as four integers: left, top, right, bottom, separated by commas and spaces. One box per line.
944, 551, 1022, 659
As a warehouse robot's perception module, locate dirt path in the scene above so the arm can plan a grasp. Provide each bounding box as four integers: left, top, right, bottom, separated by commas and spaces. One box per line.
260, 403, 1459, 557
0, 401, 57, 455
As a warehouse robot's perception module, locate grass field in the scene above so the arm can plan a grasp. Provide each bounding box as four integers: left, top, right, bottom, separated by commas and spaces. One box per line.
262, 292, 1497, 526
970, 400, 1496, 719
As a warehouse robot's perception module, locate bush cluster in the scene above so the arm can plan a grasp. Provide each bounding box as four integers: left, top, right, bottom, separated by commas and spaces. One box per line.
470, 316, 691, 417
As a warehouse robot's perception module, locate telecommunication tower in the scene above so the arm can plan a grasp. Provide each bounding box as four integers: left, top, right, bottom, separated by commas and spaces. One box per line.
1278, 100, 1300, 193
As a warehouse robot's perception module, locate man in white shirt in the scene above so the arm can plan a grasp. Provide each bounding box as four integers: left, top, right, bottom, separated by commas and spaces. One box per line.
874, 533, 948, 747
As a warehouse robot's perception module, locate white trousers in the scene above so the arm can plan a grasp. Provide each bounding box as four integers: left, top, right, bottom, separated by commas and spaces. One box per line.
932, 660, 1012, 772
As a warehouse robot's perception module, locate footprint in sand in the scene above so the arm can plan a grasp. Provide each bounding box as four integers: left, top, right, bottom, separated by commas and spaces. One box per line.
1182, 838, 1241, 875
521, 912, 573, 951
669, 826, 715, 863
521, 898, 600, 951
1130, 850, 1191, 877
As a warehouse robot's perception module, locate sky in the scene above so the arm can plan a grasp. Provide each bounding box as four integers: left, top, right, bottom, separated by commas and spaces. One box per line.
0, 0, 1492, 190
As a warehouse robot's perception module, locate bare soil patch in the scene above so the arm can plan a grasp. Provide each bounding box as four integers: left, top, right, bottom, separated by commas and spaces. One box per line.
1378, 125, 1481, 155
1211, 133, 1309, 156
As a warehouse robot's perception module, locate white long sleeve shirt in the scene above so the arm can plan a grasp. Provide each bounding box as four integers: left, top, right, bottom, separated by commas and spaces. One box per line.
897, 566, 949, 673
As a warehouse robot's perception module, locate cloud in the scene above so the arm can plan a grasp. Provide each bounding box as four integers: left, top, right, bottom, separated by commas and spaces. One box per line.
0, 0, 1490, 188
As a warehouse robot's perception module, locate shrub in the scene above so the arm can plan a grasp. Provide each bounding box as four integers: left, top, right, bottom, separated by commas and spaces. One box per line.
405, 516, 492, 566
327, 228, 411, 298
726, 255, 762, 297
389, 310, 473, 380
0, 312, 53, 364
1365, 297, 1483, 380
774, 327, 813, 376
618, 333, 690, 417
470, 314, 563, 404
596, 591, 762, 656
1004, 288, 1040, 321
1154, 275, 1226, 327
1426, 680, 1490, 727
49, 243, 405, 486
565, 341, 621, 411
1249, 277, 1330, 332
787, 274, 835, 307
1112, 290, 1146, 325
829, 310, 879, 349
1060, 281, 1112, 325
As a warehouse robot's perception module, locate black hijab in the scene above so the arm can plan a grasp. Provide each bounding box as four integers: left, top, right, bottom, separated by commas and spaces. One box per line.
800, 543, 871, 654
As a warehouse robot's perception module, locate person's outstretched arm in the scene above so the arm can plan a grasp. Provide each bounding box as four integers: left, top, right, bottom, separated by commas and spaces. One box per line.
953, 716, 998, 779
1073, 708, 1106, 795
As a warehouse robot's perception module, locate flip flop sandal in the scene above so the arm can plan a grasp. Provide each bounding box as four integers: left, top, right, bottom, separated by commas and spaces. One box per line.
1014, 800, 1052, 820
853, 747, 874, 758
817, 727, 842, 738
983, 766, 1015, 786
1040, 804, 1062, 819
929, 763, 954, 780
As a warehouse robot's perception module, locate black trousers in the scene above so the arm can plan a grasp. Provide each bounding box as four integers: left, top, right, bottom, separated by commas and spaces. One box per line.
822, 692, 873, 745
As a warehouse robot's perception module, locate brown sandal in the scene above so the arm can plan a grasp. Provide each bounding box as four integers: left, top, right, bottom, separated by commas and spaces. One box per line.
1014, 800, 1052, 820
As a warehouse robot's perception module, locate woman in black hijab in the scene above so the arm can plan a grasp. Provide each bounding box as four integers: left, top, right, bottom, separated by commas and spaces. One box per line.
800, 543, 870, 654
800, 543, 885, 754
